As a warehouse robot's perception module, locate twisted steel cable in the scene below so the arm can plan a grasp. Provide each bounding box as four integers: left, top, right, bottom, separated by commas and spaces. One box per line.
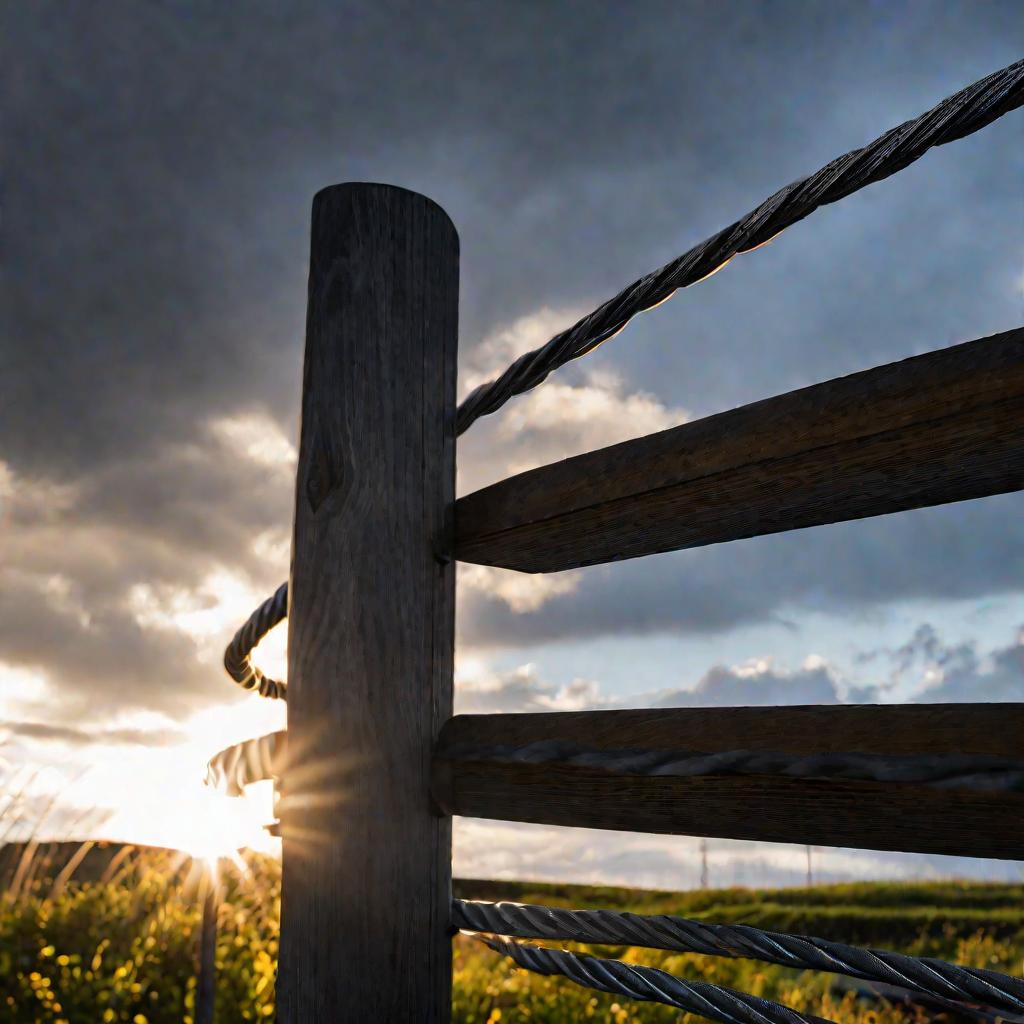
457, 900, 1024, 1016
456, 58, 1024, 434
484, 936, 835, 1024
440, 739, 1024, 793
205, 730, 286, 796
223, 581, 288, 699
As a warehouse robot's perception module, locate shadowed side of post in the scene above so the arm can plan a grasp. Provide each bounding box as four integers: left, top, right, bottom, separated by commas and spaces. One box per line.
277, 183, 458, 1021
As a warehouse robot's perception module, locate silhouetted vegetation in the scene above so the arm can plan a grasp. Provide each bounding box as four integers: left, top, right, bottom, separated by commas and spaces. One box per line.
1, 845, 1020, 1022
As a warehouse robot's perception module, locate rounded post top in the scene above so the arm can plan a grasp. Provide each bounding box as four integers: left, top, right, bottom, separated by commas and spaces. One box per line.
312, 181, 457, 237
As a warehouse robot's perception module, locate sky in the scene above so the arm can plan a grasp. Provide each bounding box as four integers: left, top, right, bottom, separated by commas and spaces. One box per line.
2, 1, 1023, 887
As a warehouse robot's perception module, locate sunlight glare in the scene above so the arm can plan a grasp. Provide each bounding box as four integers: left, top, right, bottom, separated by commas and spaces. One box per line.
64, 701, 286, 858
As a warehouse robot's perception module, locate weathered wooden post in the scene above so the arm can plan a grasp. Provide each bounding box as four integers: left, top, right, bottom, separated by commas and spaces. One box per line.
279, 184, 458, 1020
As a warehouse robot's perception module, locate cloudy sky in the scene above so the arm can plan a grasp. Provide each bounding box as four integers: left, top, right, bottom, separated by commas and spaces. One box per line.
3, 2, 1023, 886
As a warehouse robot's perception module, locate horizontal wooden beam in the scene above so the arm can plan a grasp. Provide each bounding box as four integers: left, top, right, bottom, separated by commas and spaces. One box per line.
433, 705, 1024, 860
454, 327, 1024, 572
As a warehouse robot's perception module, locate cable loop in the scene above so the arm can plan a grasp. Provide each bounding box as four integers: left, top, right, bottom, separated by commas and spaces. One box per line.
223, 582, 288, 700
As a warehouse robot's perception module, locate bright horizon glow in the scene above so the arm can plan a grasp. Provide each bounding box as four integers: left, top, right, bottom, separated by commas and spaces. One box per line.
1, 691, 286, 860
103, 777, 280, 862
0, 564, 290, 860
94, 698, 285, 858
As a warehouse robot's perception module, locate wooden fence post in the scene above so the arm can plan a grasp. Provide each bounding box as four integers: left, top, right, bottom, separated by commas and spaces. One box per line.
278, 184, 458, 1021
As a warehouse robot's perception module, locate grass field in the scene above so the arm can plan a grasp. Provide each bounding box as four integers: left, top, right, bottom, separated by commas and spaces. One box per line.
0, 845, 1021, 1022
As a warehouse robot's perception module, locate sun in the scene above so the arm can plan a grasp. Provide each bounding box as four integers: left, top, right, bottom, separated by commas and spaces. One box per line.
85, 700, 285, 859
176, 782, 277, 866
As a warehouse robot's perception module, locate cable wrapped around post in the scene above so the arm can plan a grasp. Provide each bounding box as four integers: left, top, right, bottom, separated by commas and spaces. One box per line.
205, 730, 287, 796
456, 900, 1024, 1016
223, 582, 288, 699
483, 936, 835, 1024
456, 58, 1024, 434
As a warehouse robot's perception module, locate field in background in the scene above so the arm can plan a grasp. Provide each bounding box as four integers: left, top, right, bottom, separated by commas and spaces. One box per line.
0, 843, 1021, 1022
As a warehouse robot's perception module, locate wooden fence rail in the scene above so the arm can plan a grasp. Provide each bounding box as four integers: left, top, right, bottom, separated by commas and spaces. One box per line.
433, 705, 1024, 860
455, 326, 1024, 572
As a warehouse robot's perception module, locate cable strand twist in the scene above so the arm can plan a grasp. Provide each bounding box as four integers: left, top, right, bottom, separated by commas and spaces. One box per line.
483, 935, 836, 1024
223, 582, 288, 700
456, 899, 1024, 1016
455, 58, 1024, 434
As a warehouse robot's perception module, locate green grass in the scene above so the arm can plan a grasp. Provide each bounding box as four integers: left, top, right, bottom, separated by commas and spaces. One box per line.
1, 848, 1021, 1022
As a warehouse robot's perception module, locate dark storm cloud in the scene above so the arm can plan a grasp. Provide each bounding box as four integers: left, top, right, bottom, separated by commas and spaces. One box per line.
4, 1, 1023, 716
0, 576, 212, 718
7, 1, 1023, 469
0, 417, 293, 718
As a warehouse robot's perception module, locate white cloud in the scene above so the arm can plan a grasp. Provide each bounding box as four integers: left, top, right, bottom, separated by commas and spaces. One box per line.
455, 662, 608, 714
208, 413, 297, 470
911, 626, 1024, 703
129, 569, 258, 639
460, 366, 688, 491
457, 309, 688, 494
460, 306, 588, 397
854, 622, 1024, 704
251, 528, 291, 566
495, 370, 688, 478
650, 655, 856, 708
0, 459, 79, 528
452, 819, 1022, 889
452, 647, 860, 718
459, 564, 580, 614
0, 662, 53, 720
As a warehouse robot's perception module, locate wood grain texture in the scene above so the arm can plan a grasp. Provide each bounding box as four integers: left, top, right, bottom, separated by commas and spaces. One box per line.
455, 327, 1024, 572
434, 706, 1024, 860
278, 184, 458, 1022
